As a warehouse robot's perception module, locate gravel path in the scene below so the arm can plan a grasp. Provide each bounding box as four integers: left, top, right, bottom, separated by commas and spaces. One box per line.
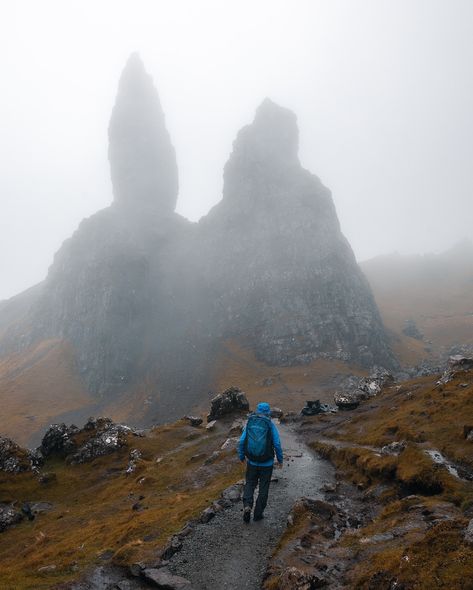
169, 424, 335, 590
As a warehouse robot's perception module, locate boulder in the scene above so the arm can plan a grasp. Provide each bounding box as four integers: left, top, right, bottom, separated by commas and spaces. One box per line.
270, 407, 284, 419
301, 400, 335, 416
464, 426, 473, 441
39, 423, 79, 458
207, 387, 249, 422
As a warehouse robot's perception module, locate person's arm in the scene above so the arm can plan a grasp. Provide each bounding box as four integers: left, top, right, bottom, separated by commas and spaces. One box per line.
271, 423, 283, 464
238, 428, 247, 462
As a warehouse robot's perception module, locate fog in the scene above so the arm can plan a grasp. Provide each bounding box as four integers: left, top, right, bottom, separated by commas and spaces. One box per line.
1, 0, 473, 301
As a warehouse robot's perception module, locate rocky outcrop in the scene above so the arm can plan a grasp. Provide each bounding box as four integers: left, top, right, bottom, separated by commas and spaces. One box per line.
39, 417, 136, 464
0, 55, 396, 428
39, 423, 79, 458
0, 436, 33, 473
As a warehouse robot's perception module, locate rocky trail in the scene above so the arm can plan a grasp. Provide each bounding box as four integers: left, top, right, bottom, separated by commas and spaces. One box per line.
168, 425, 335, 590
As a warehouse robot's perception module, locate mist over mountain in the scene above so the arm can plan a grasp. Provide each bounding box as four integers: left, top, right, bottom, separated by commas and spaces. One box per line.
0, 55, 395, 432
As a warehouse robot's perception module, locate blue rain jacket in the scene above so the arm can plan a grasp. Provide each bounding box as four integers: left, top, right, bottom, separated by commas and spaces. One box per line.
238, 402, 283, 466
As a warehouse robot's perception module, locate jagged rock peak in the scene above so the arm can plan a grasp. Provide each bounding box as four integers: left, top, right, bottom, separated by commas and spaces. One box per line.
108, 52, 178, 214
230, 98, 299, 168
222, 99, 301, 207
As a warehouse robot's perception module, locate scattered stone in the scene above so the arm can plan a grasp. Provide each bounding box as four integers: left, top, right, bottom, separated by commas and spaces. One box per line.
381, 441, 406, 456
204, 451, 220, 465
126, 448, 143, 474
205, 420, 217, 431
200, 507, 216, 523
38, 472, 57, 485
228, 418, 245, 435
188, 453, 206, 463
221, 484, 243, 502
142, 567, 192, 589
359, 532, 395, 544
207, 387, 249, 422
270, 407, 284, 419
98, 549, 114, 561
320, 482, 337, 493
0, 504, 23, 532
184, 416, 203, 427
220, 437, 239, 451
463, 425, 473, 441
21, 503, 35, 521
177, 525, 194, 539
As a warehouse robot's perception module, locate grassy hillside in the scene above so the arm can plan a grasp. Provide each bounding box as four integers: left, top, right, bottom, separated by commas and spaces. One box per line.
265, 367, 473, 589
0, 418, 243, 589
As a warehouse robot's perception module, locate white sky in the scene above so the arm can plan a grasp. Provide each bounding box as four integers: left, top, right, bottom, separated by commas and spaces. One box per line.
1, 0, 473, 300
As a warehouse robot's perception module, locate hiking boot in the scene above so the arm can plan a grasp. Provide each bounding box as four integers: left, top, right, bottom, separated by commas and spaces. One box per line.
243, 507, 251, 523
253, 513, 264, 521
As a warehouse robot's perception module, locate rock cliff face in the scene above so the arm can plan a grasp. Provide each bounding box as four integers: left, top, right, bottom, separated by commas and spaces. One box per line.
0, 55, 396, 422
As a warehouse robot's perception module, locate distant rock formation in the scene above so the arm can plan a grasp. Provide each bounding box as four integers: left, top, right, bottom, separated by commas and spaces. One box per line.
198, 98, 395, 369
0, 55, 397, 425
108, 52, 178, 215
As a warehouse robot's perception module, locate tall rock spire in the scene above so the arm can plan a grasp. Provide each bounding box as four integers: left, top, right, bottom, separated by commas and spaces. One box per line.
108, 53, 178, 214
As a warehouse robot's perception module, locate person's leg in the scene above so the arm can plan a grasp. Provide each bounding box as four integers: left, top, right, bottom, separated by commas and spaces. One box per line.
243, 463, 258, 509
254, 465, 273, 519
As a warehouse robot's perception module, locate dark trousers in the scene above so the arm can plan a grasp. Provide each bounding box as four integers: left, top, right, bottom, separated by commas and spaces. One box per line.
243, 463, 273, 517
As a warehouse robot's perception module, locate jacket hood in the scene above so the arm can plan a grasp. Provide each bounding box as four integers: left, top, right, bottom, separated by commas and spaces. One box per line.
256, 402, 271, 414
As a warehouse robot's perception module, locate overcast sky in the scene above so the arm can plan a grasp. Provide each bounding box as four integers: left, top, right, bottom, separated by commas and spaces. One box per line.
1, 0, 472, 300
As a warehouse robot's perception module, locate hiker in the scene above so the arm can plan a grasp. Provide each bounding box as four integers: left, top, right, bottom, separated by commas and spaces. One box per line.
238, 402, 283, 523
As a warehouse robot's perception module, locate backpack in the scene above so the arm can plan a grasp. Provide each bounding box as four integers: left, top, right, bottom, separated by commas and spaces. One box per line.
244, 414, 274, 462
